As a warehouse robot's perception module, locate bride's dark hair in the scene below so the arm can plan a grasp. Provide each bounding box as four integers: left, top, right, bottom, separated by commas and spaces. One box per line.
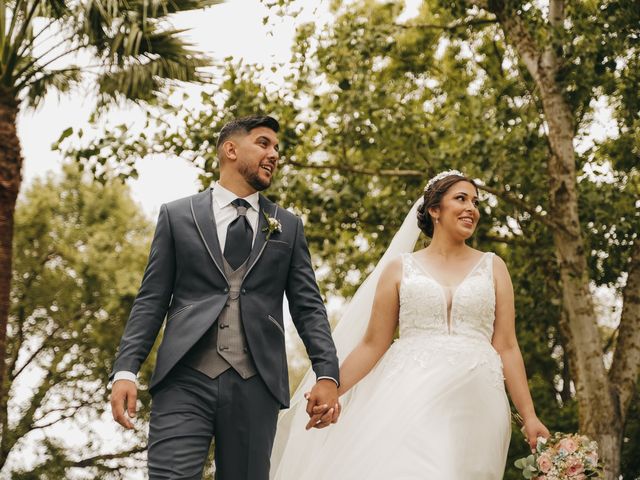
416, 174, 478, 237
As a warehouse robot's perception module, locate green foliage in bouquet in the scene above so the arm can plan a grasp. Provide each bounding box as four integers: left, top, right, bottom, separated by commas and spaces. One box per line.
515, 433, 603, 480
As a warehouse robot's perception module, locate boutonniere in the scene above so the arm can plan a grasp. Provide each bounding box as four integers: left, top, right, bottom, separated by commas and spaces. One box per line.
261, 210, 282, 240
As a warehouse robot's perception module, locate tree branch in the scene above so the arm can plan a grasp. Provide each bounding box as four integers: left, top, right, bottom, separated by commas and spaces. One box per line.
285, 159, 573, 235
478, 183, 570, 235
71, 446, 146, 468
30, 410, 79, 430
12, 324, 62, 380
609, 237, 640, 419
394, 17, 498, 31
286, 158, 424, 177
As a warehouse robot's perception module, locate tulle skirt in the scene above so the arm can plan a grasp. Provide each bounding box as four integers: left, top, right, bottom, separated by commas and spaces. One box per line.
271, 334, 511, 480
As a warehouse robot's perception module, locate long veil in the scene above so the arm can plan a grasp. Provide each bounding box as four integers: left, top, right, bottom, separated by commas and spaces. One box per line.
270, 198, 422, 478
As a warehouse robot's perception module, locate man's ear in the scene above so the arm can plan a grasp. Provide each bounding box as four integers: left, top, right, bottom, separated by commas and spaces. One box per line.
222, 139, 237, 161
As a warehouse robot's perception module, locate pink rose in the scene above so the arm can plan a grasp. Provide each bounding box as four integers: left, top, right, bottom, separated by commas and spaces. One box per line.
537, 453, 553, 473
558, 437, 578, 454
565, 456, 585, 476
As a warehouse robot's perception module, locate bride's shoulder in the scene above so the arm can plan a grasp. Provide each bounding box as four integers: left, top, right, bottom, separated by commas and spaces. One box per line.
487, 252, 511, 281
379, 255, 404, 282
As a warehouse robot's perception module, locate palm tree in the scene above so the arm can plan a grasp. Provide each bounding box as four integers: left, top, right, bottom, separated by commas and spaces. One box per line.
0, 0, 221, 431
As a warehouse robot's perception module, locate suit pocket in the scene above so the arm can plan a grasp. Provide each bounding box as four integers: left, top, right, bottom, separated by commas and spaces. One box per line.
267, 240, 291, 252
267, 315, 285, 336
167, 304, 193, 322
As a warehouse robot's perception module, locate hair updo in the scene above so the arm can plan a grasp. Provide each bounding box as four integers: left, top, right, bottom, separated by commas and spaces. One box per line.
416, 174, 479, 237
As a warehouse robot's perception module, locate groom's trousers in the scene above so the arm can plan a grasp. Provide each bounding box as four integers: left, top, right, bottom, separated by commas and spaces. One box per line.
147, 363, 280, 480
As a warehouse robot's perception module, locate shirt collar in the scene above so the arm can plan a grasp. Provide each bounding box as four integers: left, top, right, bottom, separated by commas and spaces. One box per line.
211, 182, 260, 212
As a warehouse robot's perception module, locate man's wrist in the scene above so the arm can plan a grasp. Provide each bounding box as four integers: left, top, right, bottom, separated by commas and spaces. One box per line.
113, 371, 137, 384
317, 376, 339, 387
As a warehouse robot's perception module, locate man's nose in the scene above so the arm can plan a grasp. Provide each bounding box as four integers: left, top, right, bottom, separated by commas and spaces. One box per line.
268, 148, 279, 161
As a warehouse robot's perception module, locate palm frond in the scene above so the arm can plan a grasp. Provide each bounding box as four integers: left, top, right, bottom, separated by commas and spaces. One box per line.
22, 66, 82, 108
130, 0, 225, 19
97, 54, 209, 101
106, 24, 208, 64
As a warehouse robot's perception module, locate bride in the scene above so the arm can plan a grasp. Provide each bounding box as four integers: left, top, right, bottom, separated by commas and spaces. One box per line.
270, 170, 549, 479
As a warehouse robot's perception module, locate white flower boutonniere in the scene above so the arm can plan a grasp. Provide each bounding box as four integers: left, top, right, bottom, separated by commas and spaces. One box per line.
262, 210, 282, 240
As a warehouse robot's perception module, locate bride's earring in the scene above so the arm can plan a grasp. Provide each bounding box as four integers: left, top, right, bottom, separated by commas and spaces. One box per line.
435, 218, 439, 224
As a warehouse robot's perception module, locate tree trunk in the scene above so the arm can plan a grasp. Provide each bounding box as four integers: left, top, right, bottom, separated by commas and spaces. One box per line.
481, 2, 625, 477
0, 88, 23, 441
540, 61, 622, 480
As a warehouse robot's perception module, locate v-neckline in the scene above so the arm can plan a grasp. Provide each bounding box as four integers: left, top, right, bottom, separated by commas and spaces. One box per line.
409, 252, 488, 333
410, 252, 487, 289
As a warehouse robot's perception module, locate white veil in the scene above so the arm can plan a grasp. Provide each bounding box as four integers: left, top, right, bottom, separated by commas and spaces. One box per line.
270, 198, 423, 477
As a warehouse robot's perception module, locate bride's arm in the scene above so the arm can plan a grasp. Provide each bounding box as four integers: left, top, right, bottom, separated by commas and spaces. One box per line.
336, 257, 402, 396
491, 254, 550, 451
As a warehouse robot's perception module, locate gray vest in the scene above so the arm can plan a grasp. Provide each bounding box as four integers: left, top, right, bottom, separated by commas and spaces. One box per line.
182, 258, 257, 379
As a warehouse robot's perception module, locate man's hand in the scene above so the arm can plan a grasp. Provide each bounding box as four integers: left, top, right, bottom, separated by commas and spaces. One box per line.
304, 379, 340, 430
110, 379, 138, 429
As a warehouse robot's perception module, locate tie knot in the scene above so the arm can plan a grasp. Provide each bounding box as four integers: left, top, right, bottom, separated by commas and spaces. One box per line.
232, 198, 251, 216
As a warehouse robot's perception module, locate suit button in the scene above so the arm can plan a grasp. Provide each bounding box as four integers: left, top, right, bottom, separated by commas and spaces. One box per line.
243, 347, 248, 352
241, 288, 247, 294
223, 287, 229, 293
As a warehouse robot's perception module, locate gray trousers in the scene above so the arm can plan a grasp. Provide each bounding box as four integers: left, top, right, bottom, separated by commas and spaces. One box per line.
147, 363, 280, 479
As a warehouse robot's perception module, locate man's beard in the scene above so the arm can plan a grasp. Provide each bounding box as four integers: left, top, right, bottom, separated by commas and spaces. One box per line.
241, 166, 271, 191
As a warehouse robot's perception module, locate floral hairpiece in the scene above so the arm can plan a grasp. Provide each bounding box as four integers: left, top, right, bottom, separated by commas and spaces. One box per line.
424, 169, 466, 192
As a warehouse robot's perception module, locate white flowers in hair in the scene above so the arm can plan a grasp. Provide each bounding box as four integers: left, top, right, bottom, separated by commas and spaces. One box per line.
424, 169, 465, 192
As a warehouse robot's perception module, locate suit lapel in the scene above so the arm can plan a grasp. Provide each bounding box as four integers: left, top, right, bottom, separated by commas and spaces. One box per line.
190, 189, 227, 282
244, 194, 275, 279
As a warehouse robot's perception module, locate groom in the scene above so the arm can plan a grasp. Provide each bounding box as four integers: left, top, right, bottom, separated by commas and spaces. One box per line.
109, 115, 340, 479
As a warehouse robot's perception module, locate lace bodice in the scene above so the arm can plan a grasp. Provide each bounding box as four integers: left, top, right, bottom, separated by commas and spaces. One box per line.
399, 252, 496, 342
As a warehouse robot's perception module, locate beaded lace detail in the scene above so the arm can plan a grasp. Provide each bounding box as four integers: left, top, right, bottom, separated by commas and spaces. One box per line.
382, 252, 505, 388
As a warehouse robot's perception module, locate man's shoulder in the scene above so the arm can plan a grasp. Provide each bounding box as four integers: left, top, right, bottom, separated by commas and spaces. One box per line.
163, 190, 209, 212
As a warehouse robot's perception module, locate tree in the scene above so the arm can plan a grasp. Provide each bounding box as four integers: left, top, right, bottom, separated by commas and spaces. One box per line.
60, 0, 640, 477
2, 164, 153, 477
0, 0, 224, 428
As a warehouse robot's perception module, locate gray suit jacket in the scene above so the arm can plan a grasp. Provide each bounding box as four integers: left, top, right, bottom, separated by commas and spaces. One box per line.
111, 189, 339, 407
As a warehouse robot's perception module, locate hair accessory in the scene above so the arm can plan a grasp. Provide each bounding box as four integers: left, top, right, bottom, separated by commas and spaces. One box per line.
424, 169, 465, 192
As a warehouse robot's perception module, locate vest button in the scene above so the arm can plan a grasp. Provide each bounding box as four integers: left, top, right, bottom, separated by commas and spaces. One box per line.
219, 323, 228, 329
219, 346, 229, 351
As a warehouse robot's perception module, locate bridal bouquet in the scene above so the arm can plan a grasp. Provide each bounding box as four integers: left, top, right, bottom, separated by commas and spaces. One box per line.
515, 432, 602, 479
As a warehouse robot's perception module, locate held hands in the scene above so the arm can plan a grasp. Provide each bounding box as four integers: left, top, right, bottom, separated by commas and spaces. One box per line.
110, 379, 138, 429
304, 379, 341, 430
522, 415, 550, 452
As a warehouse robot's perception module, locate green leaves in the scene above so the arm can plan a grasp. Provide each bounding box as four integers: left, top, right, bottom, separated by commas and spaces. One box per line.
6, 164, 153, 475
1, 0, 218, 108
514, 454, 538, 479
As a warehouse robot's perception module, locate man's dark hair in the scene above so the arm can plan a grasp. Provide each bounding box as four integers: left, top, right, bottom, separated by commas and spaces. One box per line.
216, 115, 280, 150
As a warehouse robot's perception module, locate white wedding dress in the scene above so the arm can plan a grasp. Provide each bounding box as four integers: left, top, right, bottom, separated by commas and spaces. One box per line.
271, 251, 511, 480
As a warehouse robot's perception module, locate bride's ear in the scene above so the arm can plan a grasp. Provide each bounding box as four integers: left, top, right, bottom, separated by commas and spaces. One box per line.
427, 206, 439, 221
